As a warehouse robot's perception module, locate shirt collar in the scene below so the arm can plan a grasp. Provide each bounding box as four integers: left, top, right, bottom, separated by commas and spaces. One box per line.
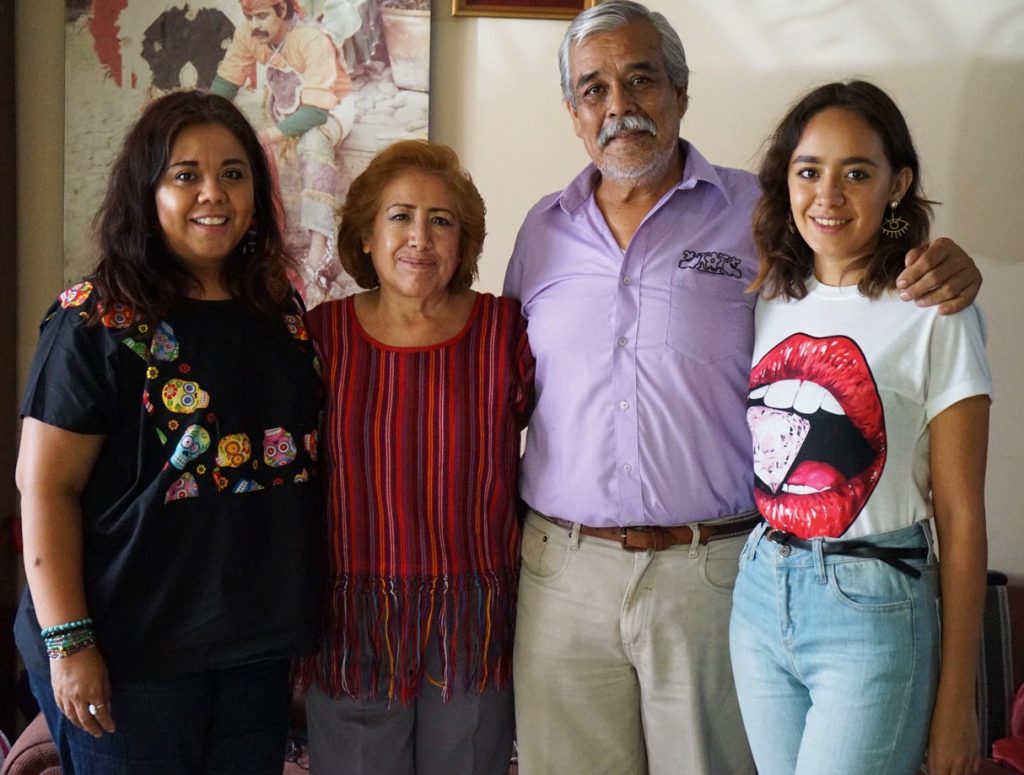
550, 139, 734, 217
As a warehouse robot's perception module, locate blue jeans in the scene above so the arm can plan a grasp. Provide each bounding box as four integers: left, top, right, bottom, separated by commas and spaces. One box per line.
729, 521, 940, 775
30, 658, 291, 775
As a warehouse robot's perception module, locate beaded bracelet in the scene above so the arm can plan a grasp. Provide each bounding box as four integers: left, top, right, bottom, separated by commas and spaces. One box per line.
40, 618, 94, 638
44, 628, 97, 660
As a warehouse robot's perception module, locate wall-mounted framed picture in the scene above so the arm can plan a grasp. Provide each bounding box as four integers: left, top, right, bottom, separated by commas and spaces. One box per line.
452, 0, 594, 21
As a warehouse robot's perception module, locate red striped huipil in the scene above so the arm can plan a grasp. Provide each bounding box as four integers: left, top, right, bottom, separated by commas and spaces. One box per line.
304, 292, 535, 703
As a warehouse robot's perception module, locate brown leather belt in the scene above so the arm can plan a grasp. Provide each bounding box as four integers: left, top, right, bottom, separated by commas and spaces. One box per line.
538, 512, 761, 552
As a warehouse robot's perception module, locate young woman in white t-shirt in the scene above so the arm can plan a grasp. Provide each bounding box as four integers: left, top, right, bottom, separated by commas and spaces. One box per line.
729, 80, 991, 775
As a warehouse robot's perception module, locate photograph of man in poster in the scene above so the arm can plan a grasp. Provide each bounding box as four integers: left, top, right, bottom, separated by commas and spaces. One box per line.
64, 0, 429, 308
211, 0, 357, 304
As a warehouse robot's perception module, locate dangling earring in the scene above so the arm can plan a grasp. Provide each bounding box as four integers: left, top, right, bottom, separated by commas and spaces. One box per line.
786, 211, 795, 234
242, 221, 258, 257
880, 200, 910, 239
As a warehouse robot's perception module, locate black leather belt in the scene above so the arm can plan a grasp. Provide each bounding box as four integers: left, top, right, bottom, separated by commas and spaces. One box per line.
766, 528, 929, 578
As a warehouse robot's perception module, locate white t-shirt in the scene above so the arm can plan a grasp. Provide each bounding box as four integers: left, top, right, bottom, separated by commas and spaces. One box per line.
748, 277, 992, 540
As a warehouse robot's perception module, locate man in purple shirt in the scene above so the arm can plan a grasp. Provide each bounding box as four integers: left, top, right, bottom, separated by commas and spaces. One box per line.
503, 2, 980, 773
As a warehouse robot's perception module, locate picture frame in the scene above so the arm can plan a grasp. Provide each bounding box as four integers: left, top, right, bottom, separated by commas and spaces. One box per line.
452, 0, 595, 21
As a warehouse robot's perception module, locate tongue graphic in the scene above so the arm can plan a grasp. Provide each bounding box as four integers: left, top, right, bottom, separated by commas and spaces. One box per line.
786, 460, 846, 491
746, 406, 810, 494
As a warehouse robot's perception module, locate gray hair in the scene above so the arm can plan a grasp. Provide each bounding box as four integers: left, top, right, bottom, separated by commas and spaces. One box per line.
559, 0, 689, 106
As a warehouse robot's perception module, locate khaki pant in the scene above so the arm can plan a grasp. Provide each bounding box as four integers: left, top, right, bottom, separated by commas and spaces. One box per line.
512, 511, 755, 775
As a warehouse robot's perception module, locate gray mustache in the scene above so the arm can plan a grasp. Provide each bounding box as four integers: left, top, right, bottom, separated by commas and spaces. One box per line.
598, 115, 658, 148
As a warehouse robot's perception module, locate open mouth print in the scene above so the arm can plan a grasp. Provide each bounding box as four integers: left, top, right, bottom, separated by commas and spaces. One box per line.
747, 333, 887, 538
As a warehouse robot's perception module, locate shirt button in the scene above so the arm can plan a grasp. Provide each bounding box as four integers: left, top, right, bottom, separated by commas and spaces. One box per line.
778, 545, 791, 557
623, 463, 632, 473
619, 401, 629, 410
622, 276, 632, 285
617, 337, 628, 347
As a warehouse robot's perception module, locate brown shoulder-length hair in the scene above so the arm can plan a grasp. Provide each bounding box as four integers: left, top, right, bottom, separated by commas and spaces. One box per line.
749, 80, 934, 301
90, 90, 291, 322
338, 140, 486, 291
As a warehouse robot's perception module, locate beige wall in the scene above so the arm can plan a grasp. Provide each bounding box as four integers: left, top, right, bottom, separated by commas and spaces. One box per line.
17, 0, 1024, 579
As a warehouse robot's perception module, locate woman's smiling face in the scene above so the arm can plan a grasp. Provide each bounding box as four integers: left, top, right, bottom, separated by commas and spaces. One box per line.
361, 170, 462, 302
155, 123, 255, 292
788, 107, 911, 285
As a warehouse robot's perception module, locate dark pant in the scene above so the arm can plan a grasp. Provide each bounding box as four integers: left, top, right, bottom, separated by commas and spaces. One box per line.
305, 680, 514, 775
30, 658, 291, 775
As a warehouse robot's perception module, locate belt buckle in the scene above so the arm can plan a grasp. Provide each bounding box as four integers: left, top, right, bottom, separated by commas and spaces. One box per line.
620, 526, 652, 551
766, 529, 791, 546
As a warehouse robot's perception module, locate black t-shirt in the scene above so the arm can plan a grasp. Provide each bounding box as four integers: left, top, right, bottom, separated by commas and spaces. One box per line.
15, 283, 323, 681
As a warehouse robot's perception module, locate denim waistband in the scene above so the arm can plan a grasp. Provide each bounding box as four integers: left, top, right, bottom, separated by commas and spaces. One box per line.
748, 520, 936, 571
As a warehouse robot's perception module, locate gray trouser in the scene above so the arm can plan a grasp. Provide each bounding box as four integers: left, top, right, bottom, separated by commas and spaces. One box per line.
305, 661, 513, 775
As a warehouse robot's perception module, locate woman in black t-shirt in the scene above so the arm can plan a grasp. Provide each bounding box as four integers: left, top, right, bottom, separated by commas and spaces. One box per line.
15, 91, 322, 774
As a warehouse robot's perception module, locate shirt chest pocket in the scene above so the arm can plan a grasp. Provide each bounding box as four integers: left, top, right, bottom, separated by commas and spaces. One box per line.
665, 269, 754, 364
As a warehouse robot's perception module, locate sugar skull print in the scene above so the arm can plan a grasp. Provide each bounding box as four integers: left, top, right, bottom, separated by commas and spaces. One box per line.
100, 303, 134, 329
304, 430, 318, 462
151, 322, 181, 362
170, 424, 211, 470
233, 479, 265, 494
216, 433, 252, 468
263, 427, 297, 468
165, 472, 199, 503
283, 314, 309, 341
59, 281, 93, 308
162, 378, 210, 413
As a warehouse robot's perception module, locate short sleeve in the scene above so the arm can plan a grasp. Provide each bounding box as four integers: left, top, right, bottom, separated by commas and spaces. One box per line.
925, 304, 992, 421
293, 29, 341, 111
507, 301, 536, 429
502, 237, 524, 301
215, 26, 257, 87
20, 297, 124, 434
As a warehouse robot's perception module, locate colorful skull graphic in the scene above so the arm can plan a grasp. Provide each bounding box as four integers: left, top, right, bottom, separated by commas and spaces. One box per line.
151, 322, 180, 362
283, 314, 309, 340
123, 337, 149, 361
304, 430, 318, 462
162, 378, 210, 413
169, 424, 211, 469
233, 479, 265, 494
100, 302, 134, 329
59, 281, 93, 308
263, 427, 297, 468
216, 433, 252, 468
165, 472, 199, 503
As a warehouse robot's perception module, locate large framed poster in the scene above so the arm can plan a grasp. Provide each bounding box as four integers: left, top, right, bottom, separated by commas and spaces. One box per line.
64, 0, 431, 307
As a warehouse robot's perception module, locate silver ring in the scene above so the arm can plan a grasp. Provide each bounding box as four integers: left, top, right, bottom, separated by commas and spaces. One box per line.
87, 702, 105, 716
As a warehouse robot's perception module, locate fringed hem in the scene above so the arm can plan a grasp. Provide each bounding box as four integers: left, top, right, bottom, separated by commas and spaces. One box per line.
297, 569, 518, 706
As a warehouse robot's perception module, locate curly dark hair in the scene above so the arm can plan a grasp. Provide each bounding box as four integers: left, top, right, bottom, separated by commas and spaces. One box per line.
90, 90, 291, 322
338, 140, 485, 291
749, 80, 934, 300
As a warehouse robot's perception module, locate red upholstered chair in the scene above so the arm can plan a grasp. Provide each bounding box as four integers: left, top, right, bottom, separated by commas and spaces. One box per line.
0, 714, 60, 775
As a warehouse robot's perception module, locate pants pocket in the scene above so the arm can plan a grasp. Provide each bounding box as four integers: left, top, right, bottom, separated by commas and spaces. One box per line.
520, 519, 569, 580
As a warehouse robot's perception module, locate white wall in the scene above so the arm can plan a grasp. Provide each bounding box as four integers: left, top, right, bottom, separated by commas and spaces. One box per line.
17, 0, 1024, 580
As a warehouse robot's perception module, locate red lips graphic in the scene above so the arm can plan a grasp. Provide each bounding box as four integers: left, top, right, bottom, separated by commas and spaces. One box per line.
748, 333, 886, 538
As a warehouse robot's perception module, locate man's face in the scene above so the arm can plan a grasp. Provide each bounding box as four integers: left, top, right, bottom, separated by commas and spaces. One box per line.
566, 21, 687, 184
246, 6, 287, 45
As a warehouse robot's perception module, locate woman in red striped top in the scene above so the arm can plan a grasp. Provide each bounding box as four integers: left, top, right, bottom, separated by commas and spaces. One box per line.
302, 140, 535, 774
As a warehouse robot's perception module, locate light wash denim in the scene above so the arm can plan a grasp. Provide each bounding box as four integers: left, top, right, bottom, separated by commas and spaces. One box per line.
729, 520, 940, 775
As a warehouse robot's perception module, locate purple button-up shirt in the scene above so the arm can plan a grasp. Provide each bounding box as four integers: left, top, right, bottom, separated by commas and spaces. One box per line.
503, 141, 760, 528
